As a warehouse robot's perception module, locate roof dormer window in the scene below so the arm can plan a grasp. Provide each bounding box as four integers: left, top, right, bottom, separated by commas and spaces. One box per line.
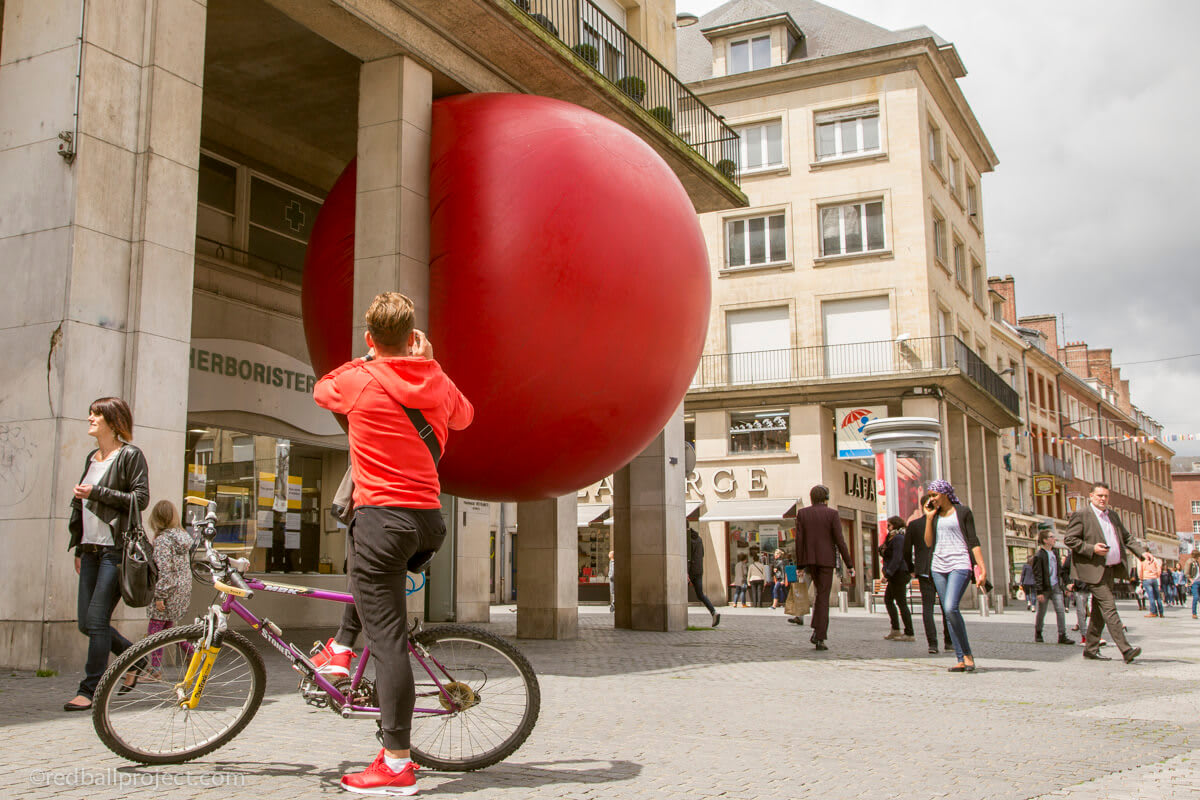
729, 34, 771, 74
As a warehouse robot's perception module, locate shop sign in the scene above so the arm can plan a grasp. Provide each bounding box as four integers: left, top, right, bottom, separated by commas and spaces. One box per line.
835, 406, 886, 460
189, 339, 342, 437
843, 471, 876, 501
1033, 475, 1056, 496
686, 467, 768, 499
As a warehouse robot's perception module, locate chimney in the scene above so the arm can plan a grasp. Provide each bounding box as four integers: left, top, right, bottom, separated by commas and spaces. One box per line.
1062, 342, 1090, 378
987, 275, 1017, 327
1018, 314, 1060, 360
1087, 348, 1114, 389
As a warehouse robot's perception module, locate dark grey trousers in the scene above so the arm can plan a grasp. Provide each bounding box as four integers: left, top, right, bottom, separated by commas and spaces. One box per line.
1085, 570, 1132, 657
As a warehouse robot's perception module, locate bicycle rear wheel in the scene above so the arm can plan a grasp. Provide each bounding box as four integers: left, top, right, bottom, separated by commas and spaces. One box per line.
93, 622, 266, 764
409, 625, 540, 771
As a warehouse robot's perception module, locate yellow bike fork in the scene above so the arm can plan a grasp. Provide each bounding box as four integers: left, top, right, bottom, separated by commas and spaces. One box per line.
178, 644, 222, 709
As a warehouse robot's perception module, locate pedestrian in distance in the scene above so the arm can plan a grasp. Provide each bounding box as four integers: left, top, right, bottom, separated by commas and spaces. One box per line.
1175, 567, 1187, 606
794, 484, 854, 651
64, 397, 151, 712
1134, 579, 1146, 611
1189, 560, 1200, 619
1020, 556, 1037, 612
732, 552, 749, 608
747, 548, 766, 608
881, 516, 914, 642
770, 548, 790, 610
1032, 530, 1074, 645
905, 493, 952, 654
687, 528, 720, 627
1139, 553, 1164, 618
145, 500, 195, 679
1159, 562, 1174, 611
1063, 482, 1152, 664
314, 291, 474, 795
923, 480, 988, 673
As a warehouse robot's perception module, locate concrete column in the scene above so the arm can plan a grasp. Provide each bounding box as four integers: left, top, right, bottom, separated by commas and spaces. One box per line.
515, 496, 578, 639
983, 429, 1007, 596
614, 407, 687, 632
965, 421, 991, 610
352, 54, 432, 351
946, 406, 969, 491
0, 0, 206, 670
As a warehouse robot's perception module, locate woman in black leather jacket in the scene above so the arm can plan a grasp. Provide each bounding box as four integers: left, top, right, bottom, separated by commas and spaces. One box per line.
63, 397, 150, 711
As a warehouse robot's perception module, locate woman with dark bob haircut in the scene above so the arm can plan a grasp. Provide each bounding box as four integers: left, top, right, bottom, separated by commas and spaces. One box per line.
63, 397, 150, 711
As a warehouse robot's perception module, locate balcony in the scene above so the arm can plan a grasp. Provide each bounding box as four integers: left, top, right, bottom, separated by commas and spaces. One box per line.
688, 335, 1021, 426
1036, 453, 1075, 482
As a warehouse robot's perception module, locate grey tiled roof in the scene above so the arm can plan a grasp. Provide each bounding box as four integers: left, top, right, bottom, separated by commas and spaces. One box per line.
677, 0, 949, 84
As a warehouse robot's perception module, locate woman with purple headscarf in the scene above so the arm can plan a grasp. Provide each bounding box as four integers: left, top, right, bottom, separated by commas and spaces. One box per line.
923, 479, 988, 672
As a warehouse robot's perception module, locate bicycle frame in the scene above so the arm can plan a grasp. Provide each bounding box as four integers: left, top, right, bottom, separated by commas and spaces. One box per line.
206, 574, 459, 719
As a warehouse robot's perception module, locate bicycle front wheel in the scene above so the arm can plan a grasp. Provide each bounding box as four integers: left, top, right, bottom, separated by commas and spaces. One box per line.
93, 622, 266, 764
409, 625, 540, 771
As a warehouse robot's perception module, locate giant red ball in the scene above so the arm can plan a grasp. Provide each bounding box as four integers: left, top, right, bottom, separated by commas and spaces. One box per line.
302, 94, 711, 501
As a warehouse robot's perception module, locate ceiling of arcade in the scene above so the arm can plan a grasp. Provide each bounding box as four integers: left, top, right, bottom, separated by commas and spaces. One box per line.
202, 0, 464, 192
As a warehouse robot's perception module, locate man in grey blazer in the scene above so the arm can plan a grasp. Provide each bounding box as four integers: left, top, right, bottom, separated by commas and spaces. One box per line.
1063, 482, 1152, 663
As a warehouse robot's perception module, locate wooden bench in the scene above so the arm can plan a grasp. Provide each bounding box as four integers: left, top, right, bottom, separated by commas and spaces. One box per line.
867, 577, 922, 613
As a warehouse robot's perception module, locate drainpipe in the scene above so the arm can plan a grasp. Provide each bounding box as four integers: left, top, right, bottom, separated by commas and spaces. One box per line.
58, 0, 87, 164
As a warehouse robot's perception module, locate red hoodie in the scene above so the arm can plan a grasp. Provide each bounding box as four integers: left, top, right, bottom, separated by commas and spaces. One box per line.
314, 356, 473, 509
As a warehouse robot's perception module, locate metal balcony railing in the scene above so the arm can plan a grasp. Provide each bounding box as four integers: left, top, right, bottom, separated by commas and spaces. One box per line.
1037, 453, 1075, 481
507, 0, 740, 184
690, 335, 1021, 416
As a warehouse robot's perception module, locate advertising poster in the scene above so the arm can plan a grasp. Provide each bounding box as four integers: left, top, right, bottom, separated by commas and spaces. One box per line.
836, 406, 887, 459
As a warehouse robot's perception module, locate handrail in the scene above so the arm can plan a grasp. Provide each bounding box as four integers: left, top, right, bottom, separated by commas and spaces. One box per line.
506, 0, 740, 183
689, 335, 1020, 416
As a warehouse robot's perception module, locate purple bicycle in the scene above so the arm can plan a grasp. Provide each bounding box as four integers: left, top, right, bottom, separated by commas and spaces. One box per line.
92, 502, 540, 770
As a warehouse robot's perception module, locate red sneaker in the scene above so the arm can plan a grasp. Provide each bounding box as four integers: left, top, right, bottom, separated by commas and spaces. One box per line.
311, 638, 354, 678
341, 751, 418, 795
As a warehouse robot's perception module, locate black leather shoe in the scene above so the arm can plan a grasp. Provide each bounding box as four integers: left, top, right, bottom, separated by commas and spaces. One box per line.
63, 699, 92, 712
814, 641, 828, 651
1058, 635, 1076, 645
1083, 651, 1112, 660
1123, 646, 1142, 664
1034, 633, 1044, 643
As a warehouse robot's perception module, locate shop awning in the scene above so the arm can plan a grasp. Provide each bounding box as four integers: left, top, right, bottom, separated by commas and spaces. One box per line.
578, 503, 611, 527
686, 501, 703, 520
699, 499, 798, 522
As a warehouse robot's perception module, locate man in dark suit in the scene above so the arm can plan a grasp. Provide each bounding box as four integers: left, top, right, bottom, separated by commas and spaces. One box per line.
794, 484, 853, 650
1063, 482, 1151, 663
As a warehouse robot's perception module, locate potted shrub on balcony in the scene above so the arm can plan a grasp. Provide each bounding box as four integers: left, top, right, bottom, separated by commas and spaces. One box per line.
649, 105, 673, 129
530, 13, 558, 36
510, 0, 531, 10
572, 43, 599, 68
616, 75, 646, 104
716, 159, 737, 180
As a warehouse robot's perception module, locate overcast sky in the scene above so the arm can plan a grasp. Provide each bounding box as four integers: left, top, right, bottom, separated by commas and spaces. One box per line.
677, 0, 1200, 456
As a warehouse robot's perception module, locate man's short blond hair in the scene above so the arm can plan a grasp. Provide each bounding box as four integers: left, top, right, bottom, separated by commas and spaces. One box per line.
365, 292, 415, 348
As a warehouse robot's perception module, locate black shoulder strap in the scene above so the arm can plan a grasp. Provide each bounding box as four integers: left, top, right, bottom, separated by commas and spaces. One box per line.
402, 405, 441, 466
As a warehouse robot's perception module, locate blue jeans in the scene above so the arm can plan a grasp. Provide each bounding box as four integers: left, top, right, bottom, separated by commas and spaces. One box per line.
77, 547, 138, 698
932, 569, 973, 661
1143, 578, 1163, 616
1191, 581, 1200, 615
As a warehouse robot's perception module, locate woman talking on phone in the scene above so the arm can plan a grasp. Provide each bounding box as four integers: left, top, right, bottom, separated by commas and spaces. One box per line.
923, 479, 987, 673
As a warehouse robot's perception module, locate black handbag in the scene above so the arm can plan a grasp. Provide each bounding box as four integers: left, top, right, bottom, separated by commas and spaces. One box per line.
118, 494, 158, 608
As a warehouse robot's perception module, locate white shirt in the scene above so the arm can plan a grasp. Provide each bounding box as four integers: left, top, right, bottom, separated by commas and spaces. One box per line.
1090, 503, 1121, 566
81, 449, 121, 547
932, 512, 971, 573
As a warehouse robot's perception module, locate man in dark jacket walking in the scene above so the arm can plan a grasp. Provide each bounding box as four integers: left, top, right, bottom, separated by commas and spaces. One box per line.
1032, 530, 1074, 644
687, 528, 719, 627
794, 485, 853, 650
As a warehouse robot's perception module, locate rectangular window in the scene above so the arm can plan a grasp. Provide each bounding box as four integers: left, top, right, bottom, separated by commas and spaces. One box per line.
967, 178, 979, 218
726, 305, 791, 383
726, 213, 786, 267
949, 152, 961, 197
815, 104, 880, 161
1194, 520, 1200, 535
928, 120, 942, 170
1192, 500, 1200, 514
738, 121, 784, 172
972, 262, 985, 308
820, 201, 885, 257
729, 409, 789, 454
932, 210, 946, 263
953, 239, 966, 286
729, 35, 770, 74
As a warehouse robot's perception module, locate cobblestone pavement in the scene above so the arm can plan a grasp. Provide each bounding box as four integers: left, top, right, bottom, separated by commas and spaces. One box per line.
5, 600, 1200, 799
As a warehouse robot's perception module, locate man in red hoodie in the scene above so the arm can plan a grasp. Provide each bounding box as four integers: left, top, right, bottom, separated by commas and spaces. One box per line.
314, 292, 473, 796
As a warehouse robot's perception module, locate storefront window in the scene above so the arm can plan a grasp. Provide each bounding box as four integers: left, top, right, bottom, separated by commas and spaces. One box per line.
184, 426, 343, 574
729, 409, 790, 454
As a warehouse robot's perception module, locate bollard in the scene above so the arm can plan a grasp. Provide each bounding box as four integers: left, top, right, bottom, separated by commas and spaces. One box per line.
979, 593, 990, 618
838, 590, 848, 613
